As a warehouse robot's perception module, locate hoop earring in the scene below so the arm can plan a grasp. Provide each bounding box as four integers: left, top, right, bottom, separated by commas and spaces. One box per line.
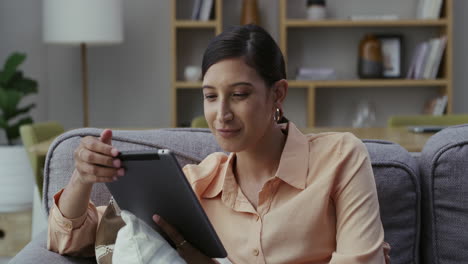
274, 108, 282, 122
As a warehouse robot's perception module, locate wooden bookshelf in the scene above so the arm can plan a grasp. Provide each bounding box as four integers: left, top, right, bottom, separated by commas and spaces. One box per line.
288, 79, 449, 88
171, 0, 223, 127
279, 0, 453, 127
284, 19, 448, 28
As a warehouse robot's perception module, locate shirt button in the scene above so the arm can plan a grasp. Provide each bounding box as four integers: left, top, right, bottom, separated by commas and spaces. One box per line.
253, 248, 259, 256
64, 222, 72, 230
256, 215, 260, 221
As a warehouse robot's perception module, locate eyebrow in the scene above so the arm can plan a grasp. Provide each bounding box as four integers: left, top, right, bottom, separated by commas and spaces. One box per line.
202, 82, 254, 89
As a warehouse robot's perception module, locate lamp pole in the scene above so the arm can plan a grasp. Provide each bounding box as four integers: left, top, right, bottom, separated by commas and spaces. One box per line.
80, 43, 89, 127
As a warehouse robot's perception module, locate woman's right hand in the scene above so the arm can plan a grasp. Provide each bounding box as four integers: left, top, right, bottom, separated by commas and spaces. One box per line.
73, 129, 124, 185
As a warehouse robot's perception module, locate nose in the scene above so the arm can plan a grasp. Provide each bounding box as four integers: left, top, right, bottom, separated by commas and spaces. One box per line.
216, 99, 234, 123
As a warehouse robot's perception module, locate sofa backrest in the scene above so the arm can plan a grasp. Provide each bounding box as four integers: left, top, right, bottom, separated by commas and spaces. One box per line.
419, 124, 468, 264
364, 140, 420, 264
43, 128, 222, 215
43, 128, 420, 264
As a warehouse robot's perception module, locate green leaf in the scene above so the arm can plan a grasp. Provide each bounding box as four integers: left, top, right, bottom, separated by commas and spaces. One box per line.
11, 103, 35, 118
5, 116, 33, 144
0, 89, 22, 120
0, 53, 26, 85
10, 78, 38, 95
0, 115, 6, 129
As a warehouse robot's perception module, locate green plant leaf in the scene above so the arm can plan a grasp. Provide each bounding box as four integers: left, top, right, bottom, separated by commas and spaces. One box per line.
0, 53, 26, 85
11, 103, 36, 118
10, 78, 38, 95
5, 116, 33, 144
0, 115, 6, 129
0, 89, 22, 120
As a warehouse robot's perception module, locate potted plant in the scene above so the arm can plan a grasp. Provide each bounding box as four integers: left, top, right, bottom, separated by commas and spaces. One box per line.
0, 52, 38, 212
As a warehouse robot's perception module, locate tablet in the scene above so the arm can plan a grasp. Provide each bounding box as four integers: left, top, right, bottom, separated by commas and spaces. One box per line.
407, 125, 447, 133
105, 149, 227, 258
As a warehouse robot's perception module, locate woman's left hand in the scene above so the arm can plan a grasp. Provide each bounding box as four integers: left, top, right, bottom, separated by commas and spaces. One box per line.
153, 214, 216, 264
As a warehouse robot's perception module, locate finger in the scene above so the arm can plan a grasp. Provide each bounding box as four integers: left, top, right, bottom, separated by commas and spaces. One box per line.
75, 147, 120, 168
75, 160, 122, 178
81, 136, 116, 157
100, 129, 112, 145
100, 129, 119, 157
153, 214, 185, 245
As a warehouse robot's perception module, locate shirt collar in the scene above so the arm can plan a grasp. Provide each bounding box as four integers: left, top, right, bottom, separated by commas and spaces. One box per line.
201, 122, 310, 199
274, 122, 309, 190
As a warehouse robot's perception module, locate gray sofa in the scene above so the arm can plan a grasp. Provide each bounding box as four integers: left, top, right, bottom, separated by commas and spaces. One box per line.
9, 124, 468, 264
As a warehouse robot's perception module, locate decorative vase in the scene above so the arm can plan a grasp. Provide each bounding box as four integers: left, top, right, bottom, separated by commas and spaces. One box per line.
358, 34, 383, 79
0, 146, 34, 212
241, 0, 260, 25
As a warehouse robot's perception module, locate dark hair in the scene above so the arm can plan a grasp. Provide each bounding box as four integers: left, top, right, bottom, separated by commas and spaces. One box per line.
201, 24, 286, 88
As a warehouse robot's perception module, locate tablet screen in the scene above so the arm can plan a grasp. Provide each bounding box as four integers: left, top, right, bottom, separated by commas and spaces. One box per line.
105, 149, 227, 258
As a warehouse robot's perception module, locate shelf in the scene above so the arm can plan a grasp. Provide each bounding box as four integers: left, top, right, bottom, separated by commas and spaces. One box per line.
175, 80, 448, 89
284, 19, 448, 28
288, 79, 449, 88
175, 81, 203, 89
174, 20, 217, 28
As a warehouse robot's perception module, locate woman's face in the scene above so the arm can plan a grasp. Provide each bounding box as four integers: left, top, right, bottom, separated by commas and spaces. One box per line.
202, 57, 276, 153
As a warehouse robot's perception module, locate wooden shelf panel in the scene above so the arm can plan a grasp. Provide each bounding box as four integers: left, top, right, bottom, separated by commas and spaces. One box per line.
288, 79, 449, 88
284, 19, 448, 28
175, 81, 203, 89
175, 79, 448, 89
174, 20, 217, 28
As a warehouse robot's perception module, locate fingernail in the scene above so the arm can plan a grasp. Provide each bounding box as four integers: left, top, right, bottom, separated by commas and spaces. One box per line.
153, 215, 160, 223
111, 148, 119, 157
117, 168, 125, 177
113, 176, 118, 181
113, 159, 121, 168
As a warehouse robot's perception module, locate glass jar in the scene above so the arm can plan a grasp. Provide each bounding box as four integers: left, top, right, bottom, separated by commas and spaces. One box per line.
307, 0, 326, 20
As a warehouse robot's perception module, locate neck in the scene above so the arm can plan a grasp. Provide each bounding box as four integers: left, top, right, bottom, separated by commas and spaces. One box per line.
235, 122, 287, 184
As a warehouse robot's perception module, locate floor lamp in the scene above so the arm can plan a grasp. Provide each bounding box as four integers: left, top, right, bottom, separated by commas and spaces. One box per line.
43, 0, 123, 127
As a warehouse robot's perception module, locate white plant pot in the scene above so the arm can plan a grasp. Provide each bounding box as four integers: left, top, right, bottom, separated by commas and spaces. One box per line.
0, 145, 34, 212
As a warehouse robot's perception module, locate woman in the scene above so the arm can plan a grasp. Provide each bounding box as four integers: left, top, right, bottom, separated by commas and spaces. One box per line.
48, 24, 389, 263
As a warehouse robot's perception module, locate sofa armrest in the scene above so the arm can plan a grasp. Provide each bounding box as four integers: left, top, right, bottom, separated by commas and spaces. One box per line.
9, 230, 96, 264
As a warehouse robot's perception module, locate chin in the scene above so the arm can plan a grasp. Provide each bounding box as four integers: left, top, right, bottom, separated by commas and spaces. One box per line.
215, 136, 247, 153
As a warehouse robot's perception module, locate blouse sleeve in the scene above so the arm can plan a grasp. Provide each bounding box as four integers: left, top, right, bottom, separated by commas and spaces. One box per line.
329, 135, 386, 263
47, 189, 107, 257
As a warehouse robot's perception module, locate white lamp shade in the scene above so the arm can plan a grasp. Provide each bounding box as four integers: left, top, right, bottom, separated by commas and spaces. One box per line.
43, 0, 123, 45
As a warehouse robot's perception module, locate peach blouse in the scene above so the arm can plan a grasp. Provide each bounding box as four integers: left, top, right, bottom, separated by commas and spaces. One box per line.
48, 122, 387, 263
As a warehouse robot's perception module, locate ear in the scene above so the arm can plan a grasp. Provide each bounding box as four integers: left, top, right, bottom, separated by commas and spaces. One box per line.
272, 79, 288, 107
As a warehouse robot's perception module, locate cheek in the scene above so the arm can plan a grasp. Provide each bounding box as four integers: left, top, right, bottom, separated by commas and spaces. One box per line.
204, 101, 216, 125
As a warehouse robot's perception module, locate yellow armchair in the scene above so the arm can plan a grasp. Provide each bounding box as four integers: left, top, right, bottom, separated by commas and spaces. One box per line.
20, 121, 64, 198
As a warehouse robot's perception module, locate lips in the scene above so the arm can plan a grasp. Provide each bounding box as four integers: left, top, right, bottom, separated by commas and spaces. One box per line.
216, 128, 241, 138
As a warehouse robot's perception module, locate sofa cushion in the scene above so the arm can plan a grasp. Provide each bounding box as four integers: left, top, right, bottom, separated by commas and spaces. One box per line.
43, 128, 221, 215
364, 140, 421, 264
419, 124, 468, 264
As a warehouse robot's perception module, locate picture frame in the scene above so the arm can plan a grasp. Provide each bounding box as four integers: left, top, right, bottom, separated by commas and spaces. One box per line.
377, 34, 403, 78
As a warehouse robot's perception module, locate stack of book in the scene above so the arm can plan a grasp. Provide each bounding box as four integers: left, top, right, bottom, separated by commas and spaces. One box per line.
416, 0, 443, 19
191, 0, 214, 21
296, 67, 337, 81
406, 36, 447, 80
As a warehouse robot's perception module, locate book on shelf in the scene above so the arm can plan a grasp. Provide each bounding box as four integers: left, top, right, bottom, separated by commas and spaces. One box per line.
296, 67, 337, 81
199, 0, 214, 21
191, 0, 202, 20
406, 35, 446, 80
423, 95, 447, 115
416, 0, 443, 19
191, 0, 214, 21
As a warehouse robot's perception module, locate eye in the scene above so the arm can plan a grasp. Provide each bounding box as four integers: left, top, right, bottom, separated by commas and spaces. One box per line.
204, 94, 217, 101
232, 93, 249, 98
